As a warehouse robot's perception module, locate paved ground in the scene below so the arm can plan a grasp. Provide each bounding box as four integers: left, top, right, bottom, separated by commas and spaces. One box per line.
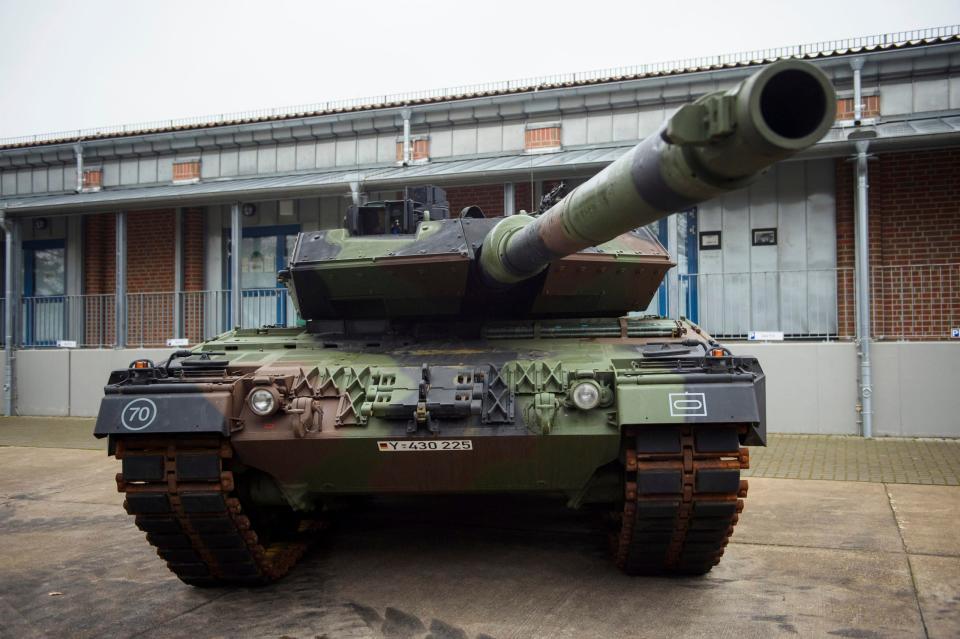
0, 417, 102, 450
3, 417, 958, 485
0, 423, 958, 638
747, 435, 960, 485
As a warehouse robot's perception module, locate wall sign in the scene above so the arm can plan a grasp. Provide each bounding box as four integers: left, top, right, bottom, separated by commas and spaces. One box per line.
699, 231, 721, 250
752, 228, 778, 246
748, 331, 785, 341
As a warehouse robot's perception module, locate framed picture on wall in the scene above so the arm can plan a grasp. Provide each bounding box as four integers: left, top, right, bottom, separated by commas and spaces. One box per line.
752, 228, 778, 246
699, 231, 721, 250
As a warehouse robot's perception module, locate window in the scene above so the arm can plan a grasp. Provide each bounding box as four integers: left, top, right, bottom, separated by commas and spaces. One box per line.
173, 160, 201, 183
525, 122, 562, 152
82, 169, 103, 191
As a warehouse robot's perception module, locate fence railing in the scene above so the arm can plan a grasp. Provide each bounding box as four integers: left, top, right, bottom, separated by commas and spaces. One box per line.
869, 264, 960, 341
677, 263, 959, 341
678, 267, 853, 340
16, 288, 297, 348
4, 263, 959, 348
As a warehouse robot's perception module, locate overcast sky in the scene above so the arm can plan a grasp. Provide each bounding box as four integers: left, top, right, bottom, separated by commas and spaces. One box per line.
0, 0, 958, 139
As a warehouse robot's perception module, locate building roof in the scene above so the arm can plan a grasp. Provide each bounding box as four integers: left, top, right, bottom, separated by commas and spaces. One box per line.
1, 25, 958, 152
5, 112, 960, 214
0, 147, 631, 213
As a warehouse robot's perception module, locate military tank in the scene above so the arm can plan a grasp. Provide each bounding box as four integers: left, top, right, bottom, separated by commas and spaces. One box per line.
94, 60, 835, 586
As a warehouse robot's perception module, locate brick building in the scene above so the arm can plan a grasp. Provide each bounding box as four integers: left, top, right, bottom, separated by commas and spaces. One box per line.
0, 26, 958, 434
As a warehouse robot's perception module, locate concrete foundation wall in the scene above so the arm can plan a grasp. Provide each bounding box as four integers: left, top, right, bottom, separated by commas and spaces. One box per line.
728, 342, 858, 435
6, 343, 960, 438
9, 348, 175, 417
729, 342, 960, 438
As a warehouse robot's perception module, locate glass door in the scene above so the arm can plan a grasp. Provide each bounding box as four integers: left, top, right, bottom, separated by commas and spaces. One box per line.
237, 225, 300, 328
23, 239, 66, 346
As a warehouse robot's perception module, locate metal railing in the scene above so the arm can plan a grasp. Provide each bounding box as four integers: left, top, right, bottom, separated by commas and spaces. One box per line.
869, 263, 960, 341
678, 268, 853, 340
677, 263, 959, 341
1, 25, 957, 148
17, 288, 298, 348
7, 263, 959, 347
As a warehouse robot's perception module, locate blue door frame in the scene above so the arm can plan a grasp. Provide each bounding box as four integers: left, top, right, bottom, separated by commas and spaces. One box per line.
23, 239, 66, 346
226, 224, 300, 328
654, 209, 699, 322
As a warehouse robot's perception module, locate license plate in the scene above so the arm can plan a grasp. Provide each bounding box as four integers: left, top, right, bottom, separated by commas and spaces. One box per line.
377, 440, 473, 452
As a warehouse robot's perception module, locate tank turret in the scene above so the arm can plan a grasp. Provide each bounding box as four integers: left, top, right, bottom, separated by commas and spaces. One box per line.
283, 60, 835, 321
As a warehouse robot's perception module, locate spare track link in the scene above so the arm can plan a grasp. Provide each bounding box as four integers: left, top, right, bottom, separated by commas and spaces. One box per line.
114, 437, 313, 586
614, 424, 750, 575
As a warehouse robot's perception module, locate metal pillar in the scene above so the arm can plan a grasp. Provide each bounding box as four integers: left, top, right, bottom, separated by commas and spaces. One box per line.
850, 57, 865, 124
854, 140, 873, 438
503, 183, 515, 216
230, 203, 242, 330
115, 211, 127, 347
401, 109, 412, 165
3, 214, 20, 416
173, 207, 183, 338
74, 143, 84, 192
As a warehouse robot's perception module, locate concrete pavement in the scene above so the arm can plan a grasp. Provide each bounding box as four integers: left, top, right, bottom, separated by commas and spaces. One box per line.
4, 418, 959, 485
0, 440, 958, 639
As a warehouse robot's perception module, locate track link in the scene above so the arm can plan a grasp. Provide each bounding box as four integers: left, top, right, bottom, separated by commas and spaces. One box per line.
613, 425, 750, 575
115, 437, 315, 586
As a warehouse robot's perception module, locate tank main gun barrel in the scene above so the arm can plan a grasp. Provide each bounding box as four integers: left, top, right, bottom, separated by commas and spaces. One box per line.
479, 60, 836, 285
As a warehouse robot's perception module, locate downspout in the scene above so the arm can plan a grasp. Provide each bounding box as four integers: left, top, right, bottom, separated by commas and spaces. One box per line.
74, 143, 84, 192
401, 108, 412, 166
2, 212, 17, 416
853, 138, 874, 438
115, 211, 127, 348
173, 207, 183, 338
850, 57, 864, 125
230, 203, 242, 330
849, 55, 873, 438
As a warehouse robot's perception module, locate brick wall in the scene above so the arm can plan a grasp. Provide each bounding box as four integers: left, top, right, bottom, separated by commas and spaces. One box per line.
126, 209, 176, 293
82, 213, 117, 345
83, 208, 205, 345
836, 148, 960, 339
446, 184, 505, 217
183, 208, 204, 291
445, 182, 545, 217
514, 182, 534, 213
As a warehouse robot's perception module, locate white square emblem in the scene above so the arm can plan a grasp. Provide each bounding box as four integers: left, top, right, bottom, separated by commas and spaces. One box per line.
668, 392, 707, 417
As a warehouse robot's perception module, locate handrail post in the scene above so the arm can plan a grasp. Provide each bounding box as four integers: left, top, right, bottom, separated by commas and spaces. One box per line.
115, 210, 127, 348
2, 215, 20, 416
854, 140, 874, 438
230, 203, 242, 330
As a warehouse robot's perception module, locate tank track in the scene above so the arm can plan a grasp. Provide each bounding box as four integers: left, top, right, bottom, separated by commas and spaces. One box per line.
613, 425, 750, 575
114, 437, 316, 586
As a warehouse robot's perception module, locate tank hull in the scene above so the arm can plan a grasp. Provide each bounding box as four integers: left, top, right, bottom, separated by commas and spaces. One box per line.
95, 319, 761, 584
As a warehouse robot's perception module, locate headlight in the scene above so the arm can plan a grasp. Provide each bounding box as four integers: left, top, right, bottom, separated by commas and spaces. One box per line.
570, 381, 601, 410
248, 388, 278, 416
